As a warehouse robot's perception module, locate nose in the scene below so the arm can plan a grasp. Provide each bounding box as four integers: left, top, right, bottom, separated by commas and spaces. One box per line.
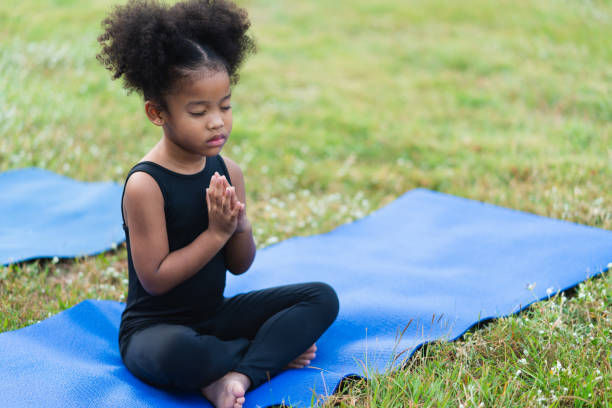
207, 114, 223, 130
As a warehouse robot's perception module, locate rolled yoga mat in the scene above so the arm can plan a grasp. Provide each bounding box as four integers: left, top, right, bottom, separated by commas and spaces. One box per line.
0, 188, 610, 407
0, 168, 125, 265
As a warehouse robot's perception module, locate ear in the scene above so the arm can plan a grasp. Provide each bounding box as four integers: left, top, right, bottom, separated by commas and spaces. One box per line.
145, 101, 165, 127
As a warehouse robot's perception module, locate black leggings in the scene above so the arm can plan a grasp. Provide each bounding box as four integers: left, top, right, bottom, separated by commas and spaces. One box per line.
121, 282, 339, 390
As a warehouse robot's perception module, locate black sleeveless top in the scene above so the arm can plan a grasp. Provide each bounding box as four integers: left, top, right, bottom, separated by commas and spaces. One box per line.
118, 155, 232, 355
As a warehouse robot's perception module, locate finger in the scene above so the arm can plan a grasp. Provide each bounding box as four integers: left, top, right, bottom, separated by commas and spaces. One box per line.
232, 201, 243, 218
230, 186, 238, 209
222, 187, 232, 213
215, 174, 225, 196
286, 362, 305, 369
209, 174, 221, 205
205, 188, 212, 211
213, 185, 223, 208
219, 175, 229, 188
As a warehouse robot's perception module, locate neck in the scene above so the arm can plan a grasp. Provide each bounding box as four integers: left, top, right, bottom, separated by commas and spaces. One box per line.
148, 135, 207, 175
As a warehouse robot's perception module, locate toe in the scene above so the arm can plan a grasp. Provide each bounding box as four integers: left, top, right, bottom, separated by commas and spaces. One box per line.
229, 382, 245, 400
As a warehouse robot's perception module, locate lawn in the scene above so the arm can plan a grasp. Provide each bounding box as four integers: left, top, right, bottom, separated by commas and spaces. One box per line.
1, 0, 611, 406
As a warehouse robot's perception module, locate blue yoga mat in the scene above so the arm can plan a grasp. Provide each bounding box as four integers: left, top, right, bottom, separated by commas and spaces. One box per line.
1, 189, 610, 407
0, 168, 125, 265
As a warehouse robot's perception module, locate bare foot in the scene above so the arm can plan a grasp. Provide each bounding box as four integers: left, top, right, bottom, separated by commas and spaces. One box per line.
201, 372, 250, 408
286, 343, 317, 369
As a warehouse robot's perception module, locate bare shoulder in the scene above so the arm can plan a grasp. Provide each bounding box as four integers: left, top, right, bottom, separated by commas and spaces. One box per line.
221, 156, 244, 182
221, 155, 246, 201
222, 155, 244, 185
123, 171, 164, 224
125, 171, 162, 201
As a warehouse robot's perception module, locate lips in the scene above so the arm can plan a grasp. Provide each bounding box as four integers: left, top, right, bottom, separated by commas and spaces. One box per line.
206, 134, 226, 146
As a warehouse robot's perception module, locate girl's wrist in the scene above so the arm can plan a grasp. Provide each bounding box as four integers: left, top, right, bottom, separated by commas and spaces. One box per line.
207, 226, 234, 246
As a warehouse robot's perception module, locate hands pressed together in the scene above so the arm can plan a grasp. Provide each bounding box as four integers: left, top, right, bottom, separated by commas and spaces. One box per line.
206, 172, 249, 239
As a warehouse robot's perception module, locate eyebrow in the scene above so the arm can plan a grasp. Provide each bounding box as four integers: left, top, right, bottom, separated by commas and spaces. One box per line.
187, 93, 231, 106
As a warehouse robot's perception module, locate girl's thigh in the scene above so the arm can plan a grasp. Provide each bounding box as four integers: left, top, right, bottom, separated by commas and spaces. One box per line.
206, 282, 338, 341
122, 323, 250, 390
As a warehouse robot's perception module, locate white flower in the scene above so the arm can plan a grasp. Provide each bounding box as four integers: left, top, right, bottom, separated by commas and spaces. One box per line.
265, 236, 279, 245
527, 282, 536, 290
551, 360, 563, 375
518, 358, 527, 364
52, 256, 59, 264
546, 287, 554, 295
515, 369, 522, 376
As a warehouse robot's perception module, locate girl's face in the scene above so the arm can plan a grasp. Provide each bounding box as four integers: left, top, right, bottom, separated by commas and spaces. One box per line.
161, 69, 233, 158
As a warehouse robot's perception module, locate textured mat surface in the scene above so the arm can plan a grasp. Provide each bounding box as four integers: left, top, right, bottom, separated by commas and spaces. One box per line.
1, 189, 610, 407
0, 168, 125, 265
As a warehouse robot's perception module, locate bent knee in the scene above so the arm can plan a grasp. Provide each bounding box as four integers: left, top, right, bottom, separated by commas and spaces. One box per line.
310, 282, 339, 321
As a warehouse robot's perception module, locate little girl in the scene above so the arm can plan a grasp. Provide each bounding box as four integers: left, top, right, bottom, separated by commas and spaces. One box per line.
97, 1, 339, 407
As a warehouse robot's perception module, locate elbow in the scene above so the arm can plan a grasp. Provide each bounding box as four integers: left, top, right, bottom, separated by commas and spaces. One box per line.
227, 251, 256, 276
138, 267, 171, 296
228, 265, 249, 276
141, 279, 168, 296
227, 261, 251, 276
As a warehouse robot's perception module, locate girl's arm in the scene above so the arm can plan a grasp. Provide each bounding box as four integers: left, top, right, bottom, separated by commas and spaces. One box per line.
123, 171, 239, 295
223, 156, 256, 275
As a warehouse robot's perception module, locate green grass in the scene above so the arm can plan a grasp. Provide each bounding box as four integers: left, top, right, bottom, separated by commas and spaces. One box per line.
326, 272, 612, 407
1, 0, 611, 406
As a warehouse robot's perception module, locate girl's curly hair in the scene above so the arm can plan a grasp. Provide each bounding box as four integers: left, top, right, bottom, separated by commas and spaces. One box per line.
97, 0, 255, 108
